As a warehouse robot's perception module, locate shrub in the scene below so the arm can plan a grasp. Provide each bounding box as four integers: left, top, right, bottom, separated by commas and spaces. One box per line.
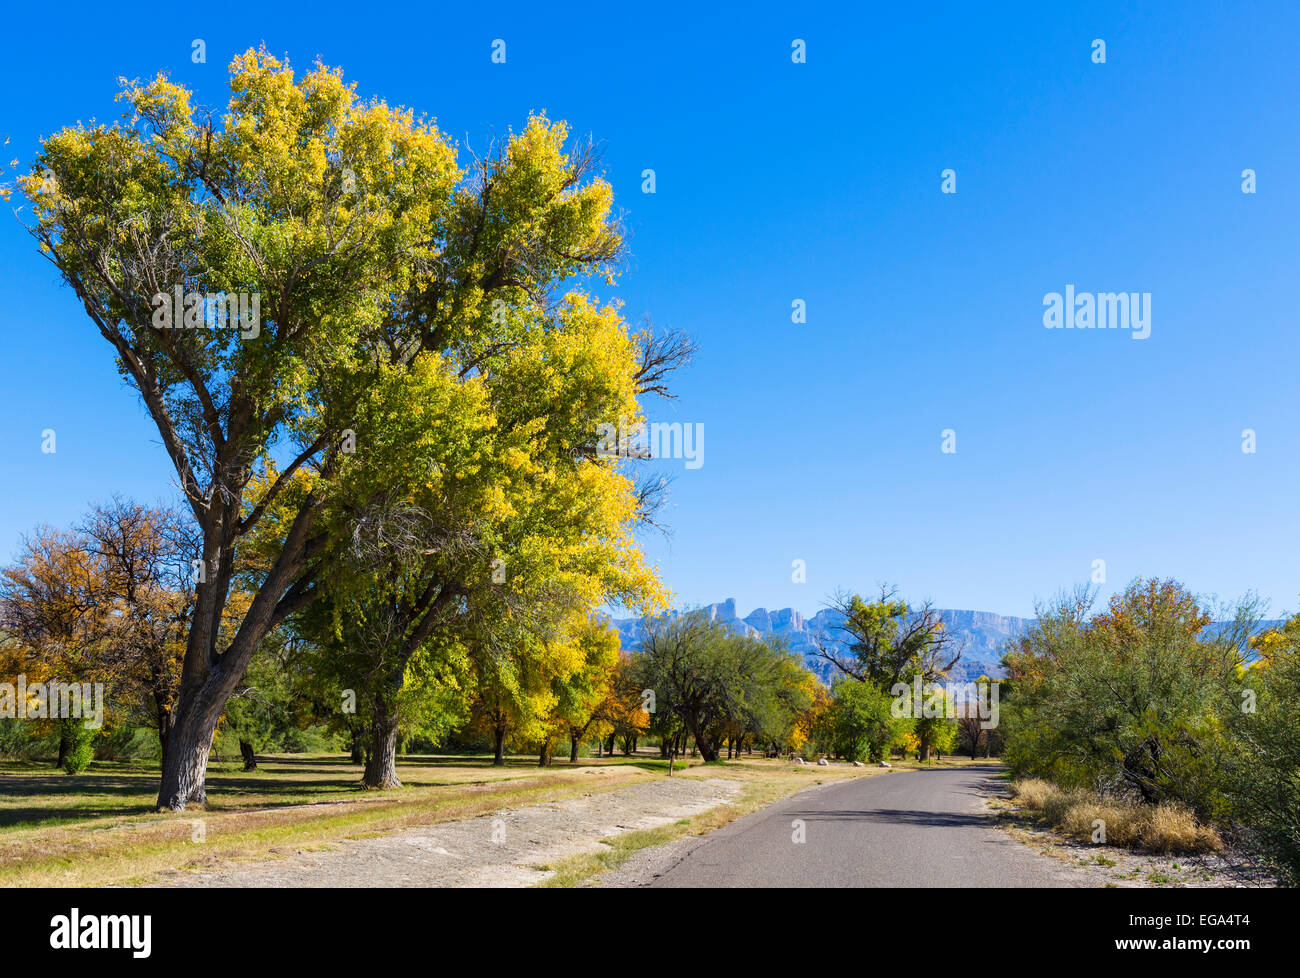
59, 720, 95, 774
1002, 580, 1257, 815
95, 724, 154, 761
0, 718, 44, 759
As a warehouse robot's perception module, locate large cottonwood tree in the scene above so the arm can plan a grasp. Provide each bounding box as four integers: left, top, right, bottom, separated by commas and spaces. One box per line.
23, 48, 666, 809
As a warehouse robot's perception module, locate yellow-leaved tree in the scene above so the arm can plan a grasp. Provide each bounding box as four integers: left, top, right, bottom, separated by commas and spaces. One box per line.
22, 48, 687, 808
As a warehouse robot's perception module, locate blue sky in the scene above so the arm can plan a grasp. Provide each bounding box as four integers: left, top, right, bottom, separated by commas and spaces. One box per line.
2, 1, 1298, 619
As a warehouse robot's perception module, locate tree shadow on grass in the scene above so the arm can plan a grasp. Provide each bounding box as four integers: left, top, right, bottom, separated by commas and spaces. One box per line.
0, 773, 162, 828
0, 752, 634, 829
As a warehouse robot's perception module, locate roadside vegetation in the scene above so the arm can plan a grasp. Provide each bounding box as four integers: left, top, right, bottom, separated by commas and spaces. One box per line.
1000, 578, 1300, 883
1009, 778, 1220, 854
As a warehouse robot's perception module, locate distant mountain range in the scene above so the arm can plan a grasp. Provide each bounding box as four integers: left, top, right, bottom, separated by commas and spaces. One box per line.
608, 599, 1285, 684
607, 599, 1031, 683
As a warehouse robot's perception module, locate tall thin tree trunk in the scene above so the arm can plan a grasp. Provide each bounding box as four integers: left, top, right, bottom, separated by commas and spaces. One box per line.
570, 734, 580, 763
493, 722, 506, 766
240, 740, 257, 771
154, 692, 173, 762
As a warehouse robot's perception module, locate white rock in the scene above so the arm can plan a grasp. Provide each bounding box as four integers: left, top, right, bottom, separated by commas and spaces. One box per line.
852, 761, 864, 767
878, 761, 891, 768
817, 758, 829, 766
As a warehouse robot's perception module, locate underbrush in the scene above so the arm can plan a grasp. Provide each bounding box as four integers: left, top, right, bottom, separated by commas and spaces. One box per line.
1010, 778, 1220, 854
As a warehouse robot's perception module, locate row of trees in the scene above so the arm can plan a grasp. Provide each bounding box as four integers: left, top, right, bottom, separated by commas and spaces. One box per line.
1001, 578, 1300, 884
3, 504, 970, 780
0, 494, 665, 782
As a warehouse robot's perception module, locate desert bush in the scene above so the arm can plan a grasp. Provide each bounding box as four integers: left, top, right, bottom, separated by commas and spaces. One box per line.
1002, 580, 1257, 815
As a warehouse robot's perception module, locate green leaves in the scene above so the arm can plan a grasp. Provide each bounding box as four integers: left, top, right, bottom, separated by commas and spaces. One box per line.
1002, 579, 1260, 813
29, 49, 680, 804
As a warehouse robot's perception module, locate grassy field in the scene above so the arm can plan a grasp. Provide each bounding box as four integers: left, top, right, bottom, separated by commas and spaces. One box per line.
0, 752, 999, 887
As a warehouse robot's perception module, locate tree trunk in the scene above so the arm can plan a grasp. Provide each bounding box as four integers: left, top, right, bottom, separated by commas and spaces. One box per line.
538, 737, 552, 767
570, 735, 580, 763
56, 731, 67, 769
362, 712, 401, 789
687, 718, 719, 762
493, 722, 506, 766
154, 691, 174, 762
156, 700, 218, 809
240, 740, 257, 771
350, 734, 364, 765
157, 501, 322, 811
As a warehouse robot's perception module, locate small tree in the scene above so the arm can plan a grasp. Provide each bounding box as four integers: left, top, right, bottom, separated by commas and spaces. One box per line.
828, 677, 894, 762
812, 587, 963, 687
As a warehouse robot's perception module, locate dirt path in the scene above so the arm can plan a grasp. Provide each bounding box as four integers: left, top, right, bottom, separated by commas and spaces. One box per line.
150, 775, 740, 888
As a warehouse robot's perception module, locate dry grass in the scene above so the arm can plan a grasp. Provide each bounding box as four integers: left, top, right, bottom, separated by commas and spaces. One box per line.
1009, 778, 1221, 854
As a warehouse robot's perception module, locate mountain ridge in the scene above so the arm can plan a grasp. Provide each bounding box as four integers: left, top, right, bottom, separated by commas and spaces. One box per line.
607, 598, 1031, 682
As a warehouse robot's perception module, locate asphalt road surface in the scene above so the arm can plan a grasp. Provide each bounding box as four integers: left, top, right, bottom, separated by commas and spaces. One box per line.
650, 765, 1081, 887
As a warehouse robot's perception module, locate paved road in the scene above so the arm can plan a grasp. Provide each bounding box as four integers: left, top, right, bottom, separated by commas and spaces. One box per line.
650, 766, 1082, 887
